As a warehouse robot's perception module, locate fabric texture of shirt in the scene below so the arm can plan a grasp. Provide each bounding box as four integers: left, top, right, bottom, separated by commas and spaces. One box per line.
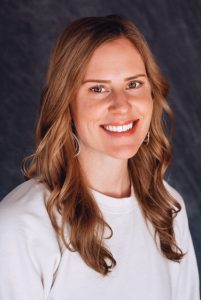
0, 179, 200, 300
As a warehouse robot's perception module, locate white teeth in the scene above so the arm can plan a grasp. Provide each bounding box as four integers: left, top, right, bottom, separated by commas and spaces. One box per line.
104, 122, 134, 132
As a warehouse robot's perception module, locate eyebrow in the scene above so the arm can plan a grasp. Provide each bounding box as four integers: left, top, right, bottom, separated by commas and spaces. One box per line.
82, 74, 147, 84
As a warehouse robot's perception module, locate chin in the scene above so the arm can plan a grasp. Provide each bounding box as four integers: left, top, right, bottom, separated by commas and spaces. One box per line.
108, 146, 140, 160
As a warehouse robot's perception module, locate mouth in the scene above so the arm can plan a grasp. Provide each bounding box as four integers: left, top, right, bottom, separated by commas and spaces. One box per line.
100, 119, 140, 136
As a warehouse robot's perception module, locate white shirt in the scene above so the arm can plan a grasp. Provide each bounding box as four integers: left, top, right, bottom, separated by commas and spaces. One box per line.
0, 179, 200, 300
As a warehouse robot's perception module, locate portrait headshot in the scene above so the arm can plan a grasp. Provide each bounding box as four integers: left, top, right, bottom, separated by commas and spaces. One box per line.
0, 1, 200, 299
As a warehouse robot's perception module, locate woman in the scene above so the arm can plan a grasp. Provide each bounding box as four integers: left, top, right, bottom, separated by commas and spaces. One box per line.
0, 15, 199, 299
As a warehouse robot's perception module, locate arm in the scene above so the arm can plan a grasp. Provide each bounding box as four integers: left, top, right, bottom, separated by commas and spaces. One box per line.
164, 181, 200, 300
174, 198, 200, 300
0, 181, 61, 300
0, 222, 45, 299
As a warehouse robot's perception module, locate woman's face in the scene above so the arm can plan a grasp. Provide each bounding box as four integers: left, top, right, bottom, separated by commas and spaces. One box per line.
70, 38, 153, 160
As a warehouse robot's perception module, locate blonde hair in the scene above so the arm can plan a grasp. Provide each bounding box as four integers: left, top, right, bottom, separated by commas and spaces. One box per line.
23, 15, 185, 275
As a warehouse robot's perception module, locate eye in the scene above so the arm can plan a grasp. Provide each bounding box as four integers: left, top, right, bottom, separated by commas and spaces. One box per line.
89, 85, 106, 93
127, 80, 142, 89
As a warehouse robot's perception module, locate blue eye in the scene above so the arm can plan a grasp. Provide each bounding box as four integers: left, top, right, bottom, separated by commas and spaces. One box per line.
128, 81, 142, 89
89, 85, 105, 93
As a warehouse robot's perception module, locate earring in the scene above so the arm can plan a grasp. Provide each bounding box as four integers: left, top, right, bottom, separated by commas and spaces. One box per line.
143, 131, 150, 145
71, 132, 80, 157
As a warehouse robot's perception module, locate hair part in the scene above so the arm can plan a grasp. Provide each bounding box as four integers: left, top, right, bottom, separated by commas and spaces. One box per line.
22, 15, 185, 275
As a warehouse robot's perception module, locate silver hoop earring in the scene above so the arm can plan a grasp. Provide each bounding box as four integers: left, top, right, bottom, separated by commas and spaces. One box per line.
71, 132, 80, 157
143, 131, 150, 145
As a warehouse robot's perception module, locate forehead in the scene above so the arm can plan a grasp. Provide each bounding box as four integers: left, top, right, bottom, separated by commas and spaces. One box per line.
84, 38, 146, 79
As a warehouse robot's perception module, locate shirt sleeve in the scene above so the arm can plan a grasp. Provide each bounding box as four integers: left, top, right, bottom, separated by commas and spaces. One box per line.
0, 184, 61, 300
168, 185, 200, 300
0, 215, 45, 299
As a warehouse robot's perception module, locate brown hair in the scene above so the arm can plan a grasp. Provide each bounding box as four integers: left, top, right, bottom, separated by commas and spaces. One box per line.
22, 15, 185, 275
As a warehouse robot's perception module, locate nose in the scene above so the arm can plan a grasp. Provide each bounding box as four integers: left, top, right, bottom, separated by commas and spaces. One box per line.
108, 90, 132, 114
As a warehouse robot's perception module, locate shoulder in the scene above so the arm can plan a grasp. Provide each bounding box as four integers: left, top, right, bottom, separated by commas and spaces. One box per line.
163, 179, 190, 247
0, 179, 50, 224
0, 180, 61, 293
0, 179, 59, 250
0, 178, 51, 230
163, 180, 184, 206
0, 178, 49, 206
163, 179, 187, 216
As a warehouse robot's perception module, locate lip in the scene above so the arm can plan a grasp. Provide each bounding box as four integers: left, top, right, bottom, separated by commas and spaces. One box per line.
101, 118, 139, 127
100, 119, 140, 137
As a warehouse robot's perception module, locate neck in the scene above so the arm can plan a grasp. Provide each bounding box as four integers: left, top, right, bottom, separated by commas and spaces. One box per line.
78, 151, 131, 198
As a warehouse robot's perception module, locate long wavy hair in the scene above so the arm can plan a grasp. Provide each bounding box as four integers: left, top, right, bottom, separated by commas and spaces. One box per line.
22, 15, 185, 275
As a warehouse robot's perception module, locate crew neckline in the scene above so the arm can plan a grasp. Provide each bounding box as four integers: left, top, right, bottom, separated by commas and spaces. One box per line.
89, 185, 138, 214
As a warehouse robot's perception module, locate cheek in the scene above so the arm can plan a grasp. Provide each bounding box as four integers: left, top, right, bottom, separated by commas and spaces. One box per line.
135, 93, 153, 117
78, 100, 105, 127
146, 97, 154, 116
71, 100, 97, 137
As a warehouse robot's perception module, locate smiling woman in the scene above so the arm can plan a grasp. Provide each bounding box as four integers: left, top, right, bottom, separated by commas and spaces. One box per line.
0, 15, 199, 300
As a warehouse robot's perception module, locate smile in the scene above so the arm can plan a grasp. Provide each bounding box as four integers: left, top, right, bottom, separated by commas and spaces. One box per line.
103, 122, 133, 132
100, 119, 140, 136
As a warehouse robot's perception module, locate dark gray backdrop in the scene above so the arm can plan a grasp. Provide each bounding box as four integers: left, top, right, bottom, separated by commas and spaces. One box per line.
0, 0, 200, 281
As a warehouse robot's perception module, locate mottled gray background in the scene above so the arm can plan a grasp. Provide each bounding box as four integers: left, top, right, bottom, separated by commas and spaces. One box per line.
0, 0, 200, 280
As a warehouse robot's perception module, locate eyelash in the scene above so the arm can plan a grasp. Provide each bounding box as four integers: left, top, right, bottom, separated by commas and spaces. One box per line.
89, 81, 143, 93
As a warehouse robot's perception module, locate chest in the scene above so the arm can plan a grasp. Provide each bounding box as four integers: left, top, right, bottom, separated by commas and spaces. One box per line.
48, 212, 173, 300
